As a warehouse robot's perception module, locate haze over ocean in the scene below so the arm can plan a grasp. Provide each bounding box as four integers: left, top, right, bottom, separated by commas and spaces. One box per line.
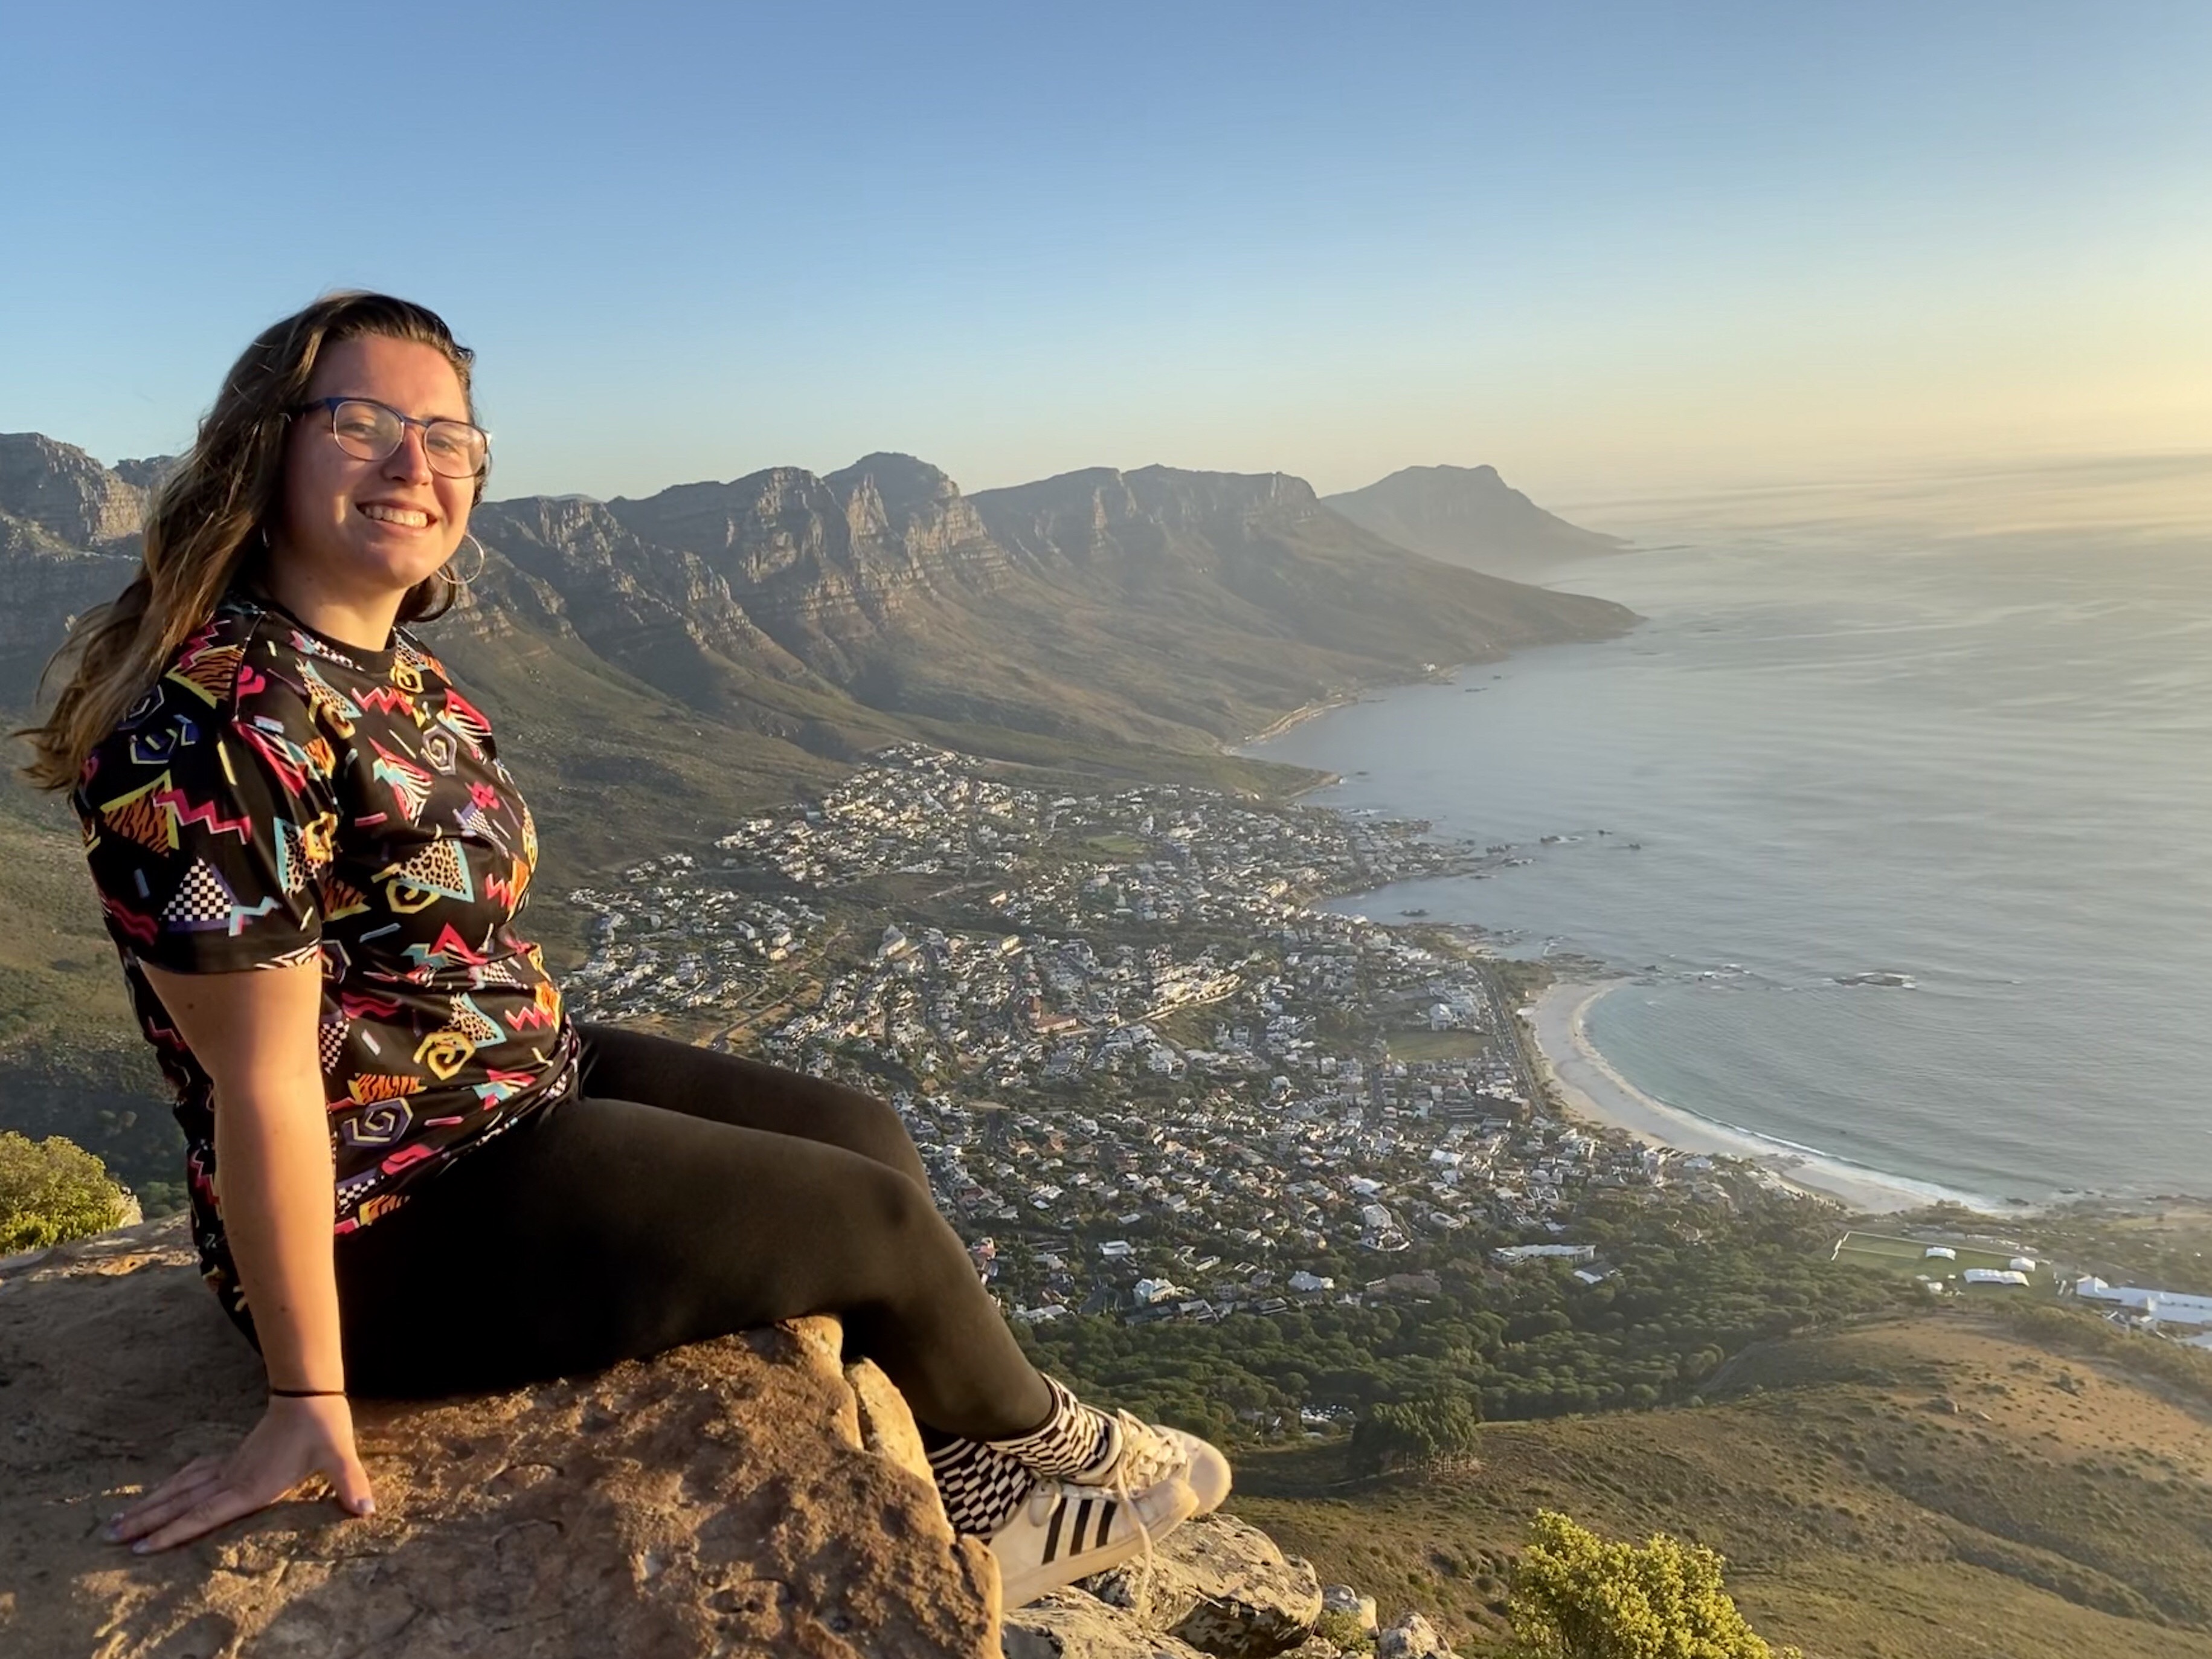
1253, 471, 2212, 1206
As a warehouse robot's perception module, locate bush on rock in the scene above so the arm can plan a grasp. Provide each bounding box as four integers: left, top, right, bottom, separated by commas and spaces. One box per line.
0, 1131, 133, 1254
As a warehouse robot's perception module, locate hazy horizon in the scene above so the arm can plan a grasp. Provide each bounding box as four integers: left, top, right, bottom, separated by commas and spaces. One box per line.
7, 2, 2211, 513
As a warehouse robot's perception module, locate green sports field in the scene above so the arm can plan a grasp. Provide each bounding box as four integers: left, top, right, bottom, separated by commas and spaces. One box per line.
1831, 1229, 2050, 1284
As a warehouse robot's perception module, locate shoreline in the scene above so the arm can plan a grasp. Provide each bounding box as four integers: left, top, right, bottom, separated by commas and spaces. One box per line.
1236, 660, 1476, 752
1524, 978, 2008, 1216
1238, 692, 1355, 749
1232, 668, 2031, 1219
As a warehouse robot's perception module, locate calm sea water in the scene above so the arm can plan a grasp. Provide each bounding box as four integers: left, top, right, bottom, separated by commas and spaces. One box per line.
1252, 489, 2212, 1204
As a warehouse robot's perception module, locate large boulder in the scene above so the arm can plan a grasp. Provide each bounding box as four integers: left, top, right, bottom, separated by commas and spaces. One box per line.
1068, 1513, 1323, 1659
1375, 1609, 1454, 1658
0, 1216, 1000, 1657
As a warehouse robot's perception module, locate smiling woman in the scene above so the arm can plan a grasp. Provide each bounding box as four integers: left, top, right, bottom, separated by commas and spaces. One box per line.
9, 293, 1231, 1608
14, 293, 485, 791
265, 342, 489, 650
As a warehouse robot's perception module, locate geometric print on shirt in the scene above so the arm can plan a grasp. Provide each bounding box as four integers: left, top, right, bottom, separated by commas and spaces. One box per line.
74, 585, 579, 1323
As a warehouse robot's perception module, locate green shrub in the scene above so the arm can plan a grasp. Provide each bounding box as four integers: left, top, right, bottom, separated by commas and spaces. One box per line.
1508, 1510, 1801, 1659
0, 1132, 133, 1254
1311, 1608, 1377, 1652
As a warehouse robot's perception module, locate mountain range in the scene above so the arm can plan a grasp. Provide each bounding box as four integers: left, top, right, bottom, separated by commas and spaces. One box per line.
1325, 463, 1628, 576
1, 433, 1633, 796
0, 430, 1635, 1177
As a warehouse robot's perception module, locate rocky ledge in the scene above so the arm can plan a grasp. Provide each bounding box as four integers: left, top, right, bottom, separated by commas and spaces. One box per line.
0, 1216, 1374, 1659
0, 1215, 998, 1657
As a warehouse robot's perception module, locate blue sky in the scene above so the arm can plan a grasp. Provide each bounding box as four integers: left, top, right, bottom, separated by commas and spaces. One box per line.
5, 2, 2208, 505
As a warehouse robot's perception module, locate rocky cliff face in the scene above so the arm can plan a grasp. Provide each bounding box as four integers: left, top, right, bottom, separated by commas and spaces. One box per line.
0, 434, 150, 549
602, 454, 1013, 676
974, 465, 1324, 565
1, 433, 1636, 762
470, 494, 822, 698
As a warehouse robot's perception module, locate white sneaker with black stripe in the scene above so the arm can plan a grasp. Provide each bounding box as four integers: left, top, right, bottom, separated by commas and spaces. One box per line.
986, 1466, 1200, 1608
986, 1411, 1232, 1608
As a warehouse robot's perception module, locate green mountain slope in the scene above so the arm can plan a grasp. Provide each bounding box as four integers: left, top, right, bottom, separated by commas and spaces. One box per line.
1232, 1313, 2212, 1657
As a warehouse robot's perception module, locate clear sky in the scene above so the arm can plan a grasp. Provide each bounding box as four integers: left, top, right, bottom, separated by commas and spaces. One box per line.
5, 2, 2209, 506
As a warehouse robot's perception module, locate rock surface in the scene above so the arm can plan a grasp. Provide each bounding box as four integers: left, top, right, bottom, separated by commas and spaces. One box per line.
1375, 1609, 1455, 1657
1002, 1591, 1209, 1658
0, 1216, 1000, 1658
0, 431, 150, 546
999, 1513, 1321, 1659
1079, 1513, 1323, 1658
1319, 1584, 1377, 1632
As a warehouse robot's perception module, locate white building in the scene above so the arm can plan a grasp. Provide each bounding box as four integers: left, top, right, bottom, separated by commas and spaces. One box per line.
1493, 1243, 1598, 1266
2075, 1277, 2212, 1329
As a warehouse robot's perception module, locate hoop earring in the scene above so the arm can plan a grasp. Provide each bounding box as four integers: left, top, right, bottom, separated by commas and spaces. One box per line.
447, 532, 487, 589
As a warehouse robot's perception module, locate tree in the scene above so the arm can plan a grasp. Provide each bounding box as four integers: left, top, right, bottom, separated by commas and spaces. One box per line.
1348, 1389, 1482, 1475
0, 1132, 135, 1255
1508, 1510, 1801, 1659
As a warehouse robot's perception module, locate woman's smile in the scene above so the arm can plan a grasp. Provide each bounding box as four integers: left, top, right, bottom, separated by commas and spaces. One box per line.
357, 501, 436, 530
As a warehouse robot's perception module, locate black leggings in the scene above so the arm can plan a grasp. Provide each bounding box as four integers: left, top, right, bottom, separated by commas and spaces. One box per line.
331, 1022, 1054, 1441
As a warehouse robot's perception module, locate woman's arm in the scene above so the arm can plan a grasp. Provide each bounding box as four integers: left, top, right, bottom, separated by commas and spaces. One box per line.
104, 958, 375, 1551
151, 958, 344, 1391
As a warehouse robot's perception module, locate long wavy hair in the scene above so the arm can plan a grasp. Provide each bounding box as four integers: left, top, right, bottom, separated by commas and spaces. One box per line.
15, 291, 487, 791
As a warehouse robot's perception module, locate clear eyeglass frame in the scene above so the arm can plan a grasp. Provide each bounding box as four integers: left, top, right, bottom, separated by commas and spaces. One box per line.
291, 396, 490, 479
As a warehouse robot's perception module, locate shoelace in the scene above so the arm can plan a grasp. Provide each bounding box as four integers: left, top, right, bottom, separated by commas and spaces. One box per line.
1113, 1464, 1159, 1587
1090, 1411, 1185, 1585
1099, 1409, 1186, 1493
1016, 1410, 1185, 1586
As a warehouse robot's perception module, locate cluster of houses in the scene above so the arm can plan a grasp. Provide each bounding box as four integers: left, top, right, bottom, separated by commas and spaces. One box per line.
876, 1084, 1697, 1321
551, 743, 1718, 1324
707, 750, 1042, 888
564, 857, 823, 1022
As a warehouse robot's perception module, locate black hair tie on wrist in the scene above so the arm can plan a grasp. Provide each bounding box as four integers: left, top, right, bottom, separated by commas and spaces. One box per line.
269, 1387, 347, 1398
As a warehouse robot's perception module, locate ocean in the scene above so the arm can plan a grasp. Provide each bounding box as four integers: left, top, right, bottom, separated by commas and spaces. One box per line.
1249, 464, 2212, 1206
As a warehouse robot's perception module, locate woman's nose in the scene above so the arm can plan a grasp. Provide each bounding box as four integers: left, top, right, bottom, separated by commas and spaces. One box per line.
383, 424, 434, 482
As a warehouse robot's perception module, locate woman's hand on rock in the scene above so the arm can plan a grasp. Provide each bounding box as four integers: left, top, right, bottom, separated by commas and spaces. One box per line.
103, 1395, 375, 1553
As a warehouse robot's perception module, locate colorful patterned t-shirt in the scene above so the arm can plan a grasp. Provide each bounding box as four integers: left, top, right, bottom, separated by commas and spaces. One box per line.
73, 587, 579, 1316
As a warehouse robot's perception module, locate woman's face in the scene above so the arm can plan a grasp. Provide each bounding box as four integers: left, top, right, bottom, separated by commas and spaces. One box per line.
276, 334, 476, 604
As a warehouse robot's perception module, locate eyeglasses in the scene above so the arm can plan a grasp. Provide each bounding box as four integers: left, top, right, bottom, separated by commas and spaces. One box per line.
289, 397, 490, 479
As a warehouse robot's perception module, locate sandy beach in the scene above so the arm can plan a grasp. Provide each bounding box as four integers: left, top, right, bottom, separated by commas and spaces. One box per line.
1525, 978, 1995, 1216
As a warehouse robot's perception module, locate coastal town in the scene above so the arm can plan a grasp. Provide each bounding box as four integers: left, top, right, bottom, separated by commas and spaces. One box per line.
562, 744, 1763, 1324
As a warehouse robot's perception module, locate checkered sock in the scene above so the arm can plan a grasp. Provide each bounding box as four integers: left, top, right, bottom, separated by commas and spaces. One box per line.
925, 1375, 1117, 1537
986, 1372, 1117, 1478
925, 1436, 1036, 1538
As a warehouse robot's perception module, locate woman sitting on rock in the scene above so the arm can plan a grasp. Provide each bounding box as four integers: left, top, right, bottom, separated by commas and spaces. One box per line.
18, 290, 1229, 1607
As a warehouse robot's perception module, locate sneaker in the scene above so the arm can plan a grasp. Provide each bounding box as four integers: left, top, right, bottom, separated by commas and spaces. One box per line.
986, 1465, 1200, 1608
986, 1412, 1234, 1608
1140, 1423, 1232, 1517
1081, 1412, 1232, 1517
